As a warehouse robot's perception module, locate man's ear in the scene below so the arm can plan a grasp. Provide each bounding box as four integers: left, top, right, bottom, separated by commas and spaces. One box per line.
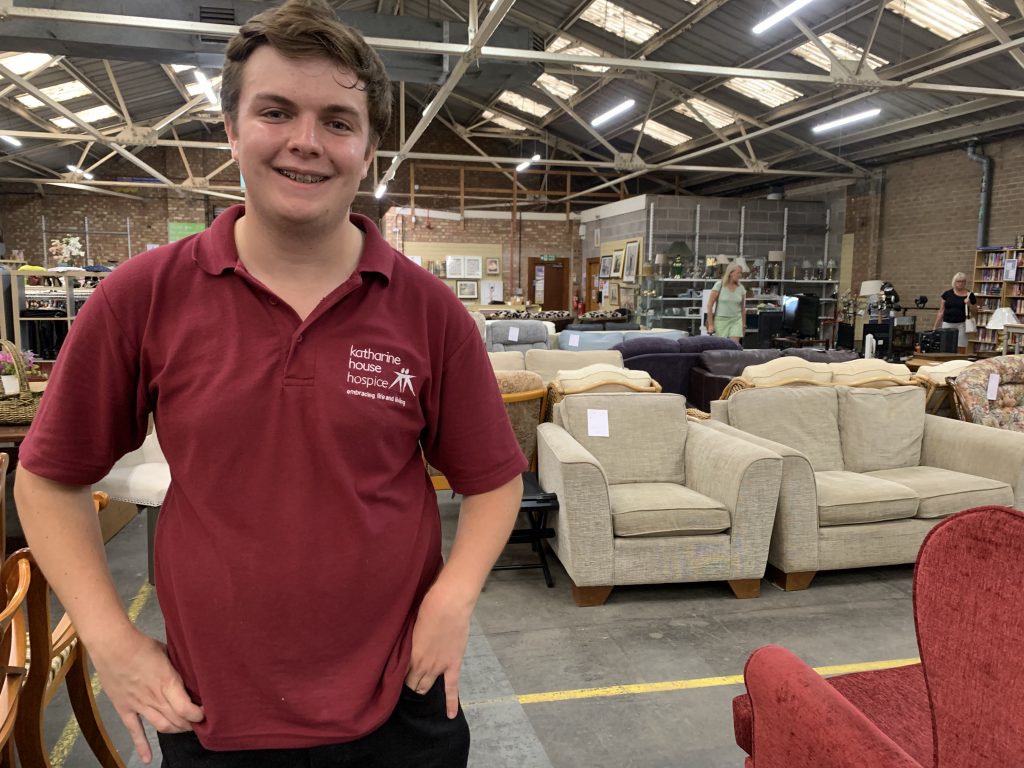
361, 140, 378, 180
225, 114, 239, 161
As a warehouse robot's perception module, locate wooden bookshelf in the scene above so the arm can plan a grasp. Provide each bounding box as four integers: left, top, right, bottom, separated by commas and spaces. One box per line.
969, 246, 1024, 353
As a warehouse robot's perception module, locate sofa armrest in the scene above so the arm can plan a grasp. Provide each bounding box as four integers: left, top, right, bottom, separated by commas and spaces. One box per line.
921, 415, 1024, 506
684, 422, 782, 579
742, 645, 920, 768
687, 367, 733, 412
537, 423, 614, 586
699, 420, 820, 573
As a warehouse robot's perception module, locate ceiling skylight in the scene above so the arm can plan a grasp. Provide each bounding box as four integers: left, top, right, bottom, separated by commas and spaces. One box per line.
534, 73, 579, 101
791, 33, 889, 71
0, 52, 54, 76
50, 104, 118, 129
724, 78, 802, 108
673, 98, 734, 129
482, 110, 527, 131
633, 120, 691, 146
15, 80, 92, 109
496, 90, 551, 118
171, 64, 196, 73
546, 35, 610, 72
886, 0, 1007, 40
580, 0, 663, 45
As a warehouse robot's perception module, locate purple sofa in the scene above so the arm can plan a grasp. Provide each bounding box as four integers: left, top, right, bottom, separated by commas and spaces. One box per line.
612, 335, 741, 399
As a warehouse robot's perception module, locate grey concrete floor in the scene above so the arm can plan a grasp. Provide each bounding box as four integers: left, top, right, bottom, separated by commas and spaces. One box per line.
42, 493, 920, 767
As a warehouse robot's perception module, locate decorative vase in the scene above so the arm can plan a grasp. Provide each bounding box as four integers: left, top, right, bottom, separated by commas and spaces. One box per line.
2, 375, 19, 396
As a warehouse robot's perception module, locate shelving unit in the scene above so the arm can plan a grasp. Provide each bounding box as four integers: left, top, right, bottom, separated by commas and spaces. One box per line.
969, 246, 1024, 353
9, 270, 112, 360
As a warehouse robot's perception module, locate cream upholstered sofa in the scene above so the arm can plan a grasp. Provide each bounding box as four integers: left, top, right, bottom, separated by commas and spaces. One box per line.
707, 385, 1024, 590
537, 392, 783, 606
720, 357, 914, 400
488, 348, 624, 384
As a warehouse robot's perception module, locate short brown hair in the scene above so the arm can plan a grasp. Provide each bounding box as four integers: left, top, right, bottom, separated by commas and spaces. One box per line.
221, 0, 392, 143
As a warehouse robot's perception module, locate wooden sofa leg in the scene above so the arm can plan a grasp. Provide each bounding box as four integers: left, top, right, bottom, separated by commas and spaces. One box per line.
728, 578, 761, 599
768, 565, 817, 592
570, 581, 613, 607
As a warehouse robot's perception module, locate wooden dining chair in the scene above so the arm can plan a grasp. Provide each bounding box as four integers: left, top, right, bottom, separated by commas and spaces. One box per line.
14, 491, 124, 768
0, 550, 31, 767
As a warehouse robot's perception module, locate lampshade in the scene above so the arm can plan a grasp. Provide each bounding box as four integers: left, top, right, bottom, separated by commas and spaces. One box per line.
714, 254, 732, 265
654, 253, 667, 266
664, 241, 693, 259
767, 250, 784, 263
733, 255, 751, 274
859, 279, 884, 297
801, 260, 812, 269
986, 307, 1020, 330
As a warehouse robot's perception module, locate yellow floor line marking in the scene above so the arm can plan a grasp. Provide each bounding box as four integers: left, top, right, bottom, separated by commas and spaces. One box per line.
513, 657, 920, 705
50, 581, 153, 768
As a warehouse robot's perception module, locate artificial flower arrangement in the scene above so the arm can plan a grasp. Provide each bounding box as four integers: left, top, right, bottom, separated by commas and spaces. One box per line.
0, 348, 44, 378
48, 235, 85, 265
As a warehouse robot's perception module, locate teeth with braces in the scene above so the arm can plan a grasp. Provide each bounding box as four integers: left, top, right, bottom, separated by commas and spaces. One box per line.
279, 169, 326, 183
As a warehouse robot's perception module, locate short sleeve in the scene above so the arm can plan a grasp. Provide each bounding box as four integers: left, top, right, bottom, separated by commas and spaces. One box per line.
711, 280, 722, 292
969, 292, 977, 304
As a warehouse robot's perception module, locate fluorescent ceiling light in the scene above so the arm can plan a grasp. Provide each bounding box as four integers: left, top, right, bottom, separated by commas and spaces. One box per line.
0, 135, 21, 147
812, 107, 881, 133
15, 80, 92, 109
496, 90, 550, 118
482, 110, 527, 131
194, 70, 219, 108
633, 120, 691, 146
546, 35, 610, 73
374, 183, 387, 199
753, 0, 818, 34
580, 0, 663, 45
724, 78, 802, 108
0, 52, 54, 76
673, 99, 734, 129
886, 0, 1007, 40
66, 164, 94, 179
50, 104, 118, 129
591, 98, 635, 127
534, 73, 578, 100
516, 153, 541, 172
171, 64, 195, 73
790, 33, 889, 72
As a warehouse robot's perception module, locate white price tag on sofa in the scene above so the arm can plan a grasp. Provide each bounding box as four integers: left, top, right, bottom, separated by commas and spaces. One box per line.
987, 373, 1000, 400
587, 409, 610, 437
568, 333, 581, 348
508, 326, 520, 342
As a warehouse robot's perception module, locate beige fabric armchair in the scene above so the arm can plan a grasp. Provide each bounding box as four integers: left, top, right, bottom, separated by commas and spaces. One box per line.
537, 392, 783, 606
708, 385, 1024, 590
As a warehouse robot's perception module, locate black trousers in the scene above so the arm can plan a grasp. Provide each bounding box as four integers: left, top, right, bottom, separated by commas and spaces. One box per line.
158, 677, 470, 768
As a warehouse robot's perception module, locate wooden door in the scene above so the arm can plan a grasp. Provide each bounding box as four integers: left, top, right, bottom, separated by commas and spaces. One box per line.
585, 257, 601, 312
527, 258, 570, 310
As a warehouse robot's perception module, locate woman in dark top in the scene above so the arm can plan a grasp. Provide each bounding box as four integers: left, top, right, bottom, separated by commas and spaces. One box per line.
933, 271, 976, 352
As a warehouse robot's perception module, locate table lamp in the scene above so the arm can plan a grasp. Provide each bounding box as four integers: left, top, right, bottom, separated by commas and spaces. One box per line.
767, 250, 784, 280
986, 306, 1020, 354
860, 280, 885, 323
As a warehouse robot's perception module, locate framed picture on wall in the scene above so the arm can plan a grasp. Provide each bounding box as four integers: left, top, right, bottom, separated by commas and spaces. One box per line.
622, 240, 639, 282
608, 282, 620, 305
486, 257, 500, 275
464, 257, 482, 278
618, 285, 634, 310
445, 256, 465, 278
456, 280, 478, 299
611, 249, 624, 278
599, 255, 612, 278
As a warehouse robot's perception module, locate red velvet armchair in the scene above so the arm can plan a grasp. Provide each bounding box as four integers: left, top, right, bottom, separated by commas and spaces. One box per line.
732, 505, 1024, 767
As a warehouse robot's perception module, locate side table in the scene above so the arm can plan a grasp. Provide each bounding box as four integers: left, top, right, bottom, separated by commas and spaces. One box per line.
492, 471, 557, 587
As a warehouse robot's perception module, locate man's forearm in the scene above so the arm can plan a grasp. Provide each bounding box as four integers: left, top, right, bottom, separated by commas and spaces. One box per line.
15, 467, 135, 648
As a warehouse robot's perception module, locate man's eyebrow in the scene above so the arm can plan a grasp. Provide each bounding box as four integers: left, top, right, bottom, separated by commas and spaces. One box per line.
250, 93, 362, 118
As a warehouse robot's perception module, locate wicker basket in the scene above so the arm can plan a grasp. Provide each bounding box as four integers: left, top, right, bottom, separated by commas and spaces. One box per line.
0, 339, 43, 424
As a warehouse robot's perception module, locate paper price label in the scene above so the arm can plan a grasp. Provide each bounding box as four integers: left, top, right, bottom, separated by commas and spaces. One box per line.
587, 409, 609, 437
987, 373, 1000, 400
568, 333, 581, 348
508, 326, 520, 342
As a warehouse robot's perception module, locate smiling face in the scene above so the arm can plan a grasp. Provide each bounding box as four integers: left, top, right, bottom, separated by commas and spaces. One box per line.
224, 46, 376, 238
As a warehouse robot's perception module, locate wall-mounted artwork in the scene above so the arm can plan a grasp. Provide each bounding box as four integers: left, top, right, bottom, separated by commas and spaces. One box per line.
622, 240, 639, 283
456, 280, 478, 299
445, 256, 465, 278
464, 257, 482, 278
486, 257, 500, 275
599, 255, 612, 278
610, 249, 624, 278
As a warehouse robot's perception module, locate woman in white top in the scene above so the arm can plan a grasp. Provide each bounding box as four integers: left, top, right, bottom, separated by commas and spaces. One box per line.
707, 262, 746, 343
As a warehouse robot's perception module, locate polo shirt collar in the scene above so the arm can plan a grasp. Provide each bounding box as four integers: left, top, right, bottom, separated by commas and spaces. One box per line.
193, 204, 394, 284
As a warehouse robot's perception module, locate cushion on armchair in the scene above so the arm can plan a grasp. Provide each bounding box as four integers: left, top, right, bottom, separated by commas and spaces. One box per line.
838, 386, 925, 472
555, 393, 688, 485
488, 319, 549, 352
552, 363, 654, 394
608, 483, 729, 538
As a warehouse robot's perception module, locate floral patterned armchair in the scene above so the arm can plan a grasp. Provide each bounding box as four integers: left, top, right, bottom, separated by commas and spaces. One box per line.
950, 355, 1024, 431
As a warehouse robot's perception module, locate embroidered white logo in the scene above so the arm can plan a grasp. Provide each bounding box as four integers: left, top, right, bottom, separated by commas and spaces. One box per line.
345, 345, 416, 405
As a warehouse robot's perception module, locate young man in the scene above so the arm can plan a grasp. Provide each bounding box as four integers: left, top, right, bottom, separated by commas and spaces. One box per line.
14, 1, 525, 765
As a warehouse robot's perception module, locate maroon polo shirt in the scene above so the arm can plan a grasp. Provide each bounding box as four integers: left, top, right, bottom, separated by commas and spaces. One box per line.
20, 205, 526, 750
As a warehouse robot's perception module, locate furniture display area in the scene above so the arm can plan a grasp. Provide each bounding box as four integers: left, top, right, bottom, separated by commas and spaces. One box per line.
707, 385, 1024, 590
732, 505, 1024, 767
613, 335, 740, 398
537, 392, 783, 606
949, 355, 1024, 431
970, 245, 1024, 353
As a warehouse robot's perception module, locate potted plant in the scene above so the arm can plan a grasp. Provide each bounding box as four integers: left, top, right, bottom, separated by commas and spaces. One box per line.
0, 348, 43, 395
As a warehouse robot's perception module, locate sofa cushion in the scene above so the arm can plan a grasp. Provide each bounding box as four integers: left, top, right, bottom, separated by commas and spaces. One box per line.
814, 471, 919, 526
524, 349, 623, 385
608, 483, 729, 537
488, 351, 525, 371
614, 336, 680, 357
557, 393, 687, 485
727, 387, 844, 472
831, 359, 913, 388
678, 335, 742, 353
865, 466, 1013, 519
739, 357, 833, 387
782, 348, 860, 363
838, 386, 925, 472
557, 330, 624, 351
622, 330, 687, 342
553, 363, 653, 394
488, 319, 549, 352
699, 348, 780, 377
